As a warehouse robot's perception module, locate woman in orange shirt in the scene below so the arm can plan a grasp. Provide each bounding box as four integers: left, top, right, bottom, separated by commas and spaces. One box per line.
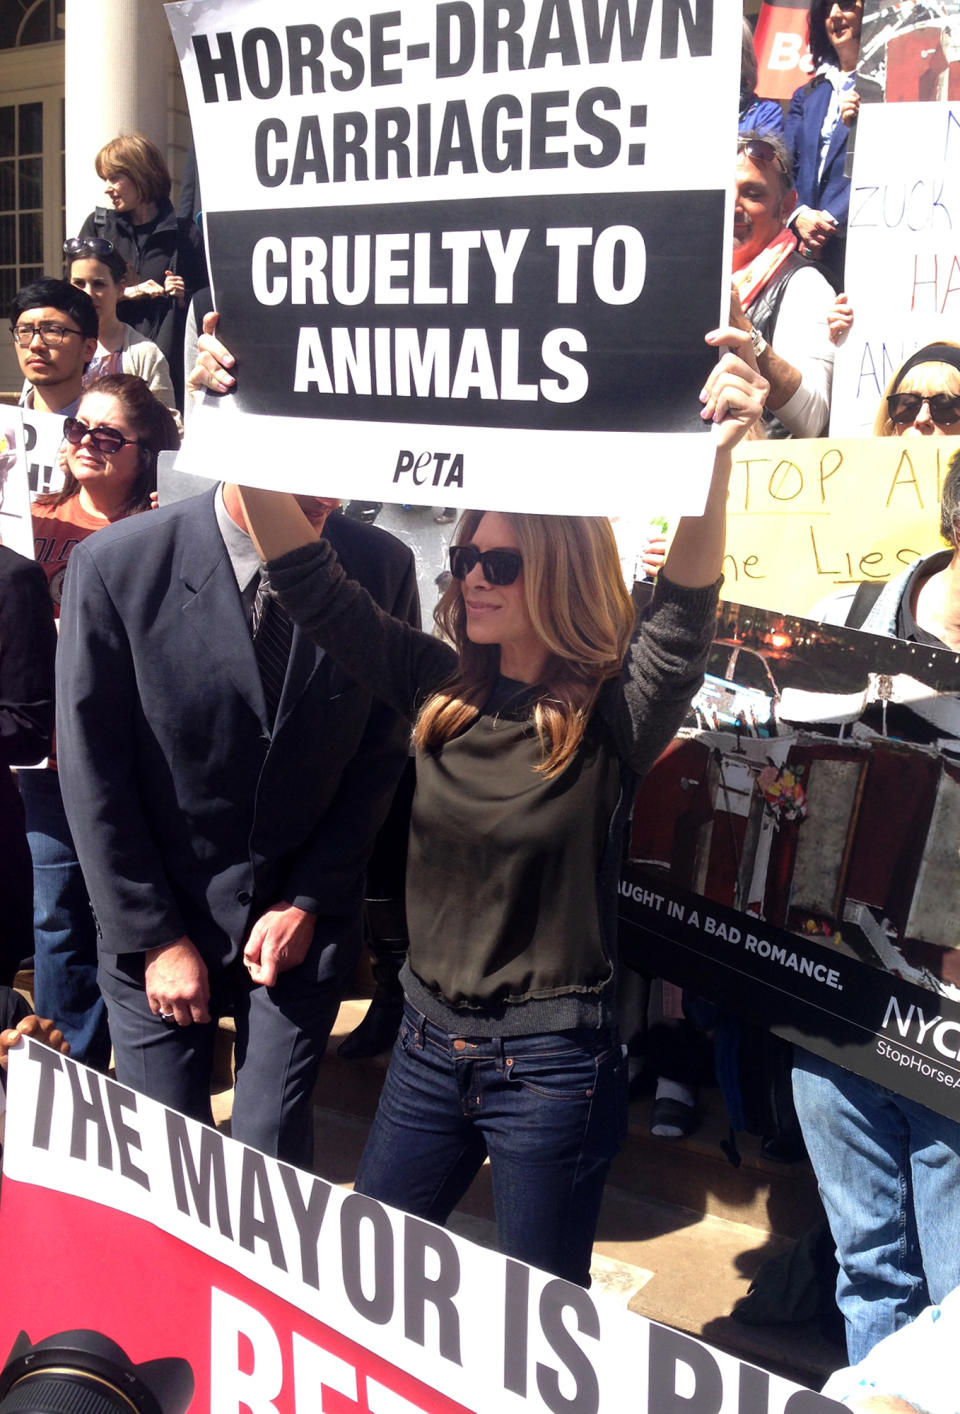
24, 374, 178, 1067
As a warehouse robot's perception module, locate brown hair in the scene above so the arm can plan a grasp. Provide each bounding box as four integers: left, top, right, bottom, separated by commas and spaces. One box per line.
39, 373, 179, 518
413, 511, 636, 778
94, 132, 171, 206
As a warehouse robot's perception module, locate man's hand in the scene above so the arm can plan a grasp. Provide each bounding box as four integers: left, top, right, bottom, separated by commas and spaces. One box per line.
244, 902, 317, 988
639, 533, 667, 580
0, 1014, 69, 1071
186, 311, 236, 397
794, 209, 837, 257
145, 936, 211, 1026
827, 292, 854, 345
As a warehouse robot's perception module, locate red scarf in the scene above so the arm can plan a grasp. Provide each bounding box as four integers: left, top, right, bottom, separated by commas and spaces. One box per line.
733, 228, 798, 312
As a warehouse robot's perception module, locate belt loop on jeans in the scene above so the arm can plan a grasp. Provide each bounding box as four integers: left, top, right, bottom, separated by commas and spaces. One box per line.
403, 1000, 427, 1049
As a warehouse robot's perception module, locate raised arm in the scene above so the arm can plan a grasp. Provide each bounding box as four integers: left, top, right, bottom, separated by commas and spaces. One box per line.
663, 327, 768, 588
599, 329, 768, 774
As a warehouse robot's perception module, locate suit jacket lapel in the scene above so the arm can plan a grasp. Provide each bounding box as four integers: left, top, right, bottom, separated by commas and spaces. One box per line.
273, 623, 324, 734
178, 490, 269, 730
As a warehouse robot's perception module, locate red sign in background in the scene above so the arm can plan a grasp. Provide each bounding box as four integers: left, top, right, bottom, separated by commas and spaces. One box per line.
0, 1180, 472, 1414
754, 0, 811, 101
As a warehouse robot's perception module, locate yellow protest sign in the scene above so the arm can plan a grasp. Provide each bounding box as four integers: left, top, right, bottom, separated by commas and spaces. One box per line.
721, 437, 958, 615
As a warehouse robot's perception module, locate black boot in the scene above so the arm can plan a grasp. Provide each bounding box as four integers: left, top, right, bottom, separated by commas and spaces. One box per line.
338, 945, 406, 1059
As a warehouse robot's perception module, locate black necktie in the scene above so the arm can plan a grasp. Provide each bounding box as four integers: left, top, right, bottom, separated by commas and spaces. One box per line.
252, 574, 293, 729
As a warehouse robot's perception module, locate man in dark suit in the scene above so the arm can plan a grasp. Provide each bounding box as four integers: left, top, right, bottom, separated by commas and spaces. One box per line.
56, 484, 418, 1166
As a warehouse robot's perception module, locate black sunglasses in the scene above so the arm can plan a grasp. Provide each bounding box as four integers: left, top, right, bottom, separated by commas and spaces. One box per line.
63, 417, 141, 455
886, 392, 960, 427
449, 545, 523, 586
63, 236, 116, 258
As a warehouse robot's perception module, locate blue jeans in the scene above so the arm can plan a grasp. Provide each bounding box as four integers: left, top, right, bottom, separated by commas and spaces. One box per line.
18, 770, 110, 1070
793, 1047, 960, 1364
355, 1002, 628, 1286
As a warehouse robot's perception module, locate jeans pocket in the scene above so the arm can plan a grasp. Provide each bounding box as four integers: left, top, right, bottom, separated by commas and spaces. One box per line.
505, 1043, 603, 1102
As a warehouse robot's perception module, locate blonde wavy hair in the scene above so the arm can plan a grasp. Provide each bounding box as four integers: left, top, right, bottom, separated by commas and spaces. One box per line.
873, 341, 960, 436
413, 511, 636, 778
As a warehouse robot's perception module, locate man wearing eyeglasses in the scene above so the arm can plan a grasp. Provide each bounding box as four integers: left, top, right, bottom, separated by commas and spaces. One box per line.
729, 134, 836, 438
10, 278, 98, 420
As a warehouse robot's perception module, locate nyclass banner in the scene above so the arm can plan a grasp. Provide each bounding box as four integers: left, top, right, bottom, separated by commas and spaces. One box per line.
830, 99, 960, 436
167, 0, 739, 516
620, 592, 960, 1122
719, 435, 952, 616
0, 1044, 843, 1414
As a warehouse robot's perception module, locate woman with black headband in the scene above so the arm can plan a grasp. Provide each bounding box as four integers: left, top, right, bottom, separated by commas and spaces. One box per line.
873, 342, 960, 437
189, 314, 769, 1286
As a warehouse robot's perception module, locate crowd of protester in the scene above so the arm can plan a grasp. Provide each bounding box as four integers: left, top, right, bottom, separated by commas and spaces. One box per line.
1, 5, 959, 1407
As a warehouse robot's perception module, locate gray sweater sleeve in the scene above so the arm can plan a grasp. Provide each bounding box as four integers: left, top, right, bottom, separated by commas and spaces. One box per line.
597, 573, 719, 777
265, 539, 457, 720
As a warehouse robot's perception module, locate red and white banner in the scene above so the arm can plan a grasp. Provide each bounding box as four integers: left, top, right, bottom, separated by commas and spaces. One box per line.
0, 1043, 843, 1413
754, 1, 812, 102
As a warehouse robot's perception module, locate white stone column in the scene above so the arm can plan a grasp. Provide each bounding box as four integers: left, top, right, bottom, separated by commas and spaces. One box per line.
64, 0, 175, 233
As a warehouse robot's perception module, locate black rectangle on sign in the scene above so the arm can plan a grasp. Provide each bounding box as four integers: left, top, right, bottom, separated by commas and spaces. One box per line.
619, 868, 960, 1123
207, 189, 722, 433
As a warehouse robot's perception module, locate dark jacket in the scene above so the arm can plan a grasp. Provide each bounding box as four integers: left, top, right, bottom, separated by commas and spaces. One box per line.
0, 547, 56, 983
785, 75, 853, 227
784, 73, 856, 289
78, 199, 208, 397
55, 492, 418, 971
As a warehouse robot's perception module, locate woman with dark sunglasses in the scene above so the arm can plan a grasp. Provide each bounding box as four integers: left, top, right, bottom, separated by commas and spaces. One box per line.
65, 239, 177, 415
872, 342, 960, 437
21, 376, 179, 1072
191, 317, 768, 1285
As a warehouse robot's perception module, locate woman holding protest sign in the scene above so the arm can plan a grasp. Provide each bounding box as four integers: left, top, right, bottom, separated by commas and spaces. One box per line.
191, 316, 767, 1283
22, 376, 179, 1072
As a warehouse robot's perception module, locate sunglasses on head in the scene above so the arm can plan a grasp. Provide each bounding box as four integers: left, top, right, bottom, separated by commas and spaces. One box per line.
737, 137, 789, 178
63, 236, 116, 259
63, 417, 141, 455
886, 392, 960, 427
449, 545, 523, 586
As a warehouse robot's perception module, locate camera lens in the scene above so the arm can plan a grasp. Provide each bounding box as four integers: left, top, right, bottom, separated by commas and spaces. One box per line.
0, 1332, 193, 1414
